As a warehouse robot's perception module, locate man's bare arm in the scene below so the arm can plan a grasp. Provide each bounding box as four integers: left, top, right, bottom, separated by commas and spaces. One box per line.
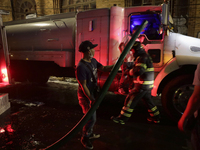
98, 65, 114, 72
178, 85, 200, 131
78, 80, 95, 102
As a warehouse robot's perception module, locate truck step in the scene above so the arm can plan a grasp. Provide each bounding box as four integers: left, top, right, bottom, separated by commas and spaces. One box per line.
0, 93, 10, 115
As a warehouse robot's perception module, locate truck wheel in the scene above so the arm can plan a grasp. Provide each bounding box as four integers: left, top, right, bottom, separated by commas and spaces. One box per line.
161, 74, 194, 122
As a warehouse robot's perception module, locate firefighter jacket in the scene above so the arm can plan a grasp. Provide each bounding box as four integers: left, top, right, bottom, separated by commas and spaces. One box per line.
131, 49, 154, 90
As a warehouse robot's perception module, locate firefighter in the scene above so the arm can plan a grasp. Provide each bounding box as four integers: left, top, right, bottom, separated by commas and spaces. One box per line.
111, 41, 160, 124
118, 36, 134, 94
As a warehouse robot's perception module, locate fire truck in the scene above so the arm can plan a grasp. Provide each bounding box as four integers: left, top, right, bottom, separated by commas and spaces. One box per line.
0, 9, 11, 117
2, 3, 200, 121
0, 10, 10, 88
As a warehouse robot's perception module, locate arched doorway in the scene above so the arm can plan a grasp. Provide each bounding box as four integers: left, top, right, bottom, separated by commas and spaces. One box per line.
14, 0, 37, 20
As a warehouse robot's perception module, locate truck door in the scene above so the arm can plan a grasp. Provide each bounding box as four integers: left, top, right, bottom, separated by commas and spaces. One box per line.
128, 11, 164, 73
75, 8, 110, 66
0, 10, 10, 87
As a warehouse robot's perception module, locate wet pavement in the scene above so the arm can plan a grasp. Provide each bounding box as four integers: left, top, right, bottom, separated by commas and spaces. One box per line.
0, 77, 192, 150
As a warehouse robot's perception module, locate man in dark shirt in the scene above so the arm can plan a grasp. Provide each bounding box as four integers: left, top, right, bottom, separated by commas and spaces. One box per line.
76, 40, 113, 149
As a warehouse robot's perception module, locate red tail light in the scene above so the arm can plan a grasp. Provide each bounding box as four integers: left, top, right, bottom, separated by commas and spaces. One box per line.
0, 128, 5, 133
1, 68, 9, 83
6, 124, 14, 133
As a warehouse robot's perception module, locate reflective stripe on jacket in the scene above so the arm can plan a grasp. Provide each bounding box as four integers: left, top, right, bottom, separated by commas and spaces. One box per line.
132, 52, 154, 89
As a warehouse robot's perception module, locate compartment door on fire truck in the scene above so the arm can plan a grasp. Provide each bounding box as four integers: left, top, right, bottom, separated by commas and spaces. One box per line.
136, 33, 164, 72
75, 8, 110, 66
140, 33, 164, 72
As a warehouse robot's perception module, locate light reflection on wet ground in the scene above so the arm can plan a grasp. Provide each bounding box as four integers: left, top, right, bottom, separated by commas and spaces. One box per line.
0, 78, 192, 150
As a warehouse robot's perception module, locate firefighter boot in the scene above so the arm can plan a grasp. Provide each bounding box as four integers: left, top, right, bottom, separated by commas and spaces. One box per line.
147, 106, 161, 123
147, 116, 161, 124
111, 115, 128, 125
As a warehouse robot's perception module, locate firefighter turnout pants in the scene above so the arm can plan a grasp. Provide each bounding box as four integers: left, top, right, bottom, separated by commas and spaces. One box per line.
120, 88, 160, 120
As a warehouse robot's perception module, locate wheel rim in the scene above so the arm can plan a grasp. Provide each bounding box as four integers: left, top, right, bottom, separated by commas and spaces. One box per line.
173, 84, 194, 114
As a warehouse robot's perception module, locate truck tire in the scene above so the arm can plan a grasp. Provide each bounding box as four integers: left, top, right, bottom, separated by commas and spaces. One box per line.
161, 74, 194, 122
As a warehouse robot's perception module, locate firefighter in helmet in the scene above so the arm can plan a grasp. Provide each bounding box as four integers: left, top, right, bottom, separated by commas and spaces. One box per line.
111, 41, 161, 124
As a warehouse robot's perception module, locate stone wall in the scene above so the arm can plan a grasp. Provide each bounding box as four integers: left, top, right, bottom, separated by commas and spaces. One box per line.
196, 1, 200, 38
0, 0, 200, 38
192, 0, 200, 38
62, 0, 96, 13
0, 1, 13, 22
188, 0, 197, 37
35, 0, 54, 16
96, 0, 125, 8
177, 0, 200, 38
0, 0, 55, 21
